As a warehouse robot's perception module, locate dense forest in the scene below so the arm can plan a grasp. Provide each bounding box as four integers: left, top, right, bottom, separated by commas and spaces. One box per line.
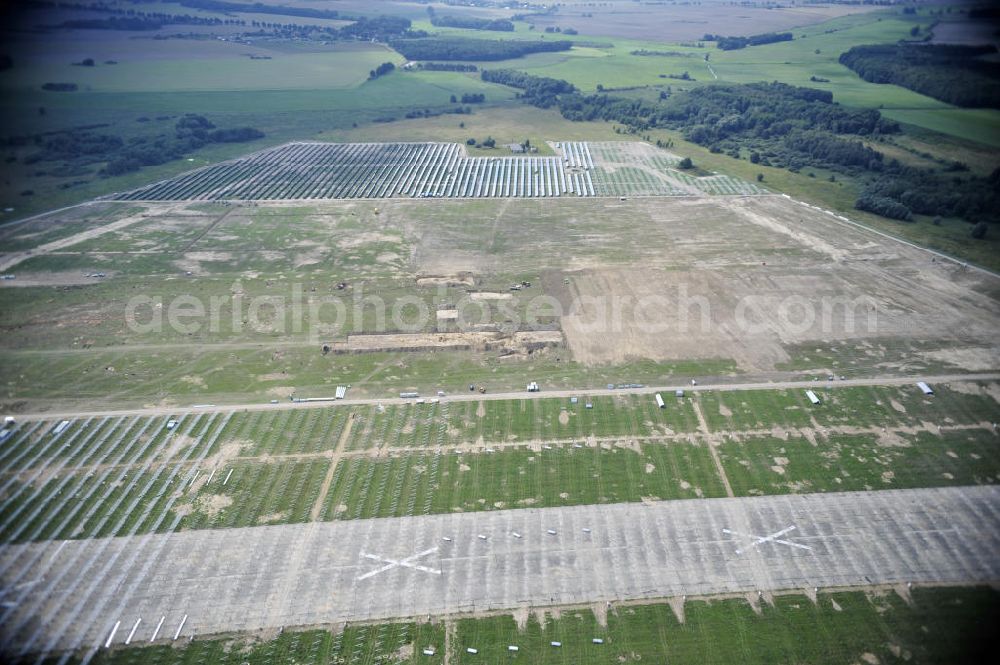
390, 37, 572, 61
485, 71, 1000, 226
369, 62, 395, 80
2, 115, 264, 180
840, 44, 1000, 109
702, 31, 793, 50
480, 69, 576, 107
430, 15, 515, 31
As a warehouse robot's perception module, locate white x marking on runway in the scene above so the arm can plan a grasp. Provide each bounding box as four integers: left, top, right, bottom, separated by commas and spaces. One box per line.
357, 547, 442, 580
722, 525, 813, 555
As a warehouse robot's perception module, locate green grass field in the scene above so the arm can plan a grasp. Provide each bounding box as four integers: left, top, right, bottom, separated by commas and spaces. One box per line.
719, 430, 1000, 497
73, 586, 999, 664
0, 43, 402, 94
319, 441, 724, 521
698, 383, 1000, 432
78, 619, 446, 665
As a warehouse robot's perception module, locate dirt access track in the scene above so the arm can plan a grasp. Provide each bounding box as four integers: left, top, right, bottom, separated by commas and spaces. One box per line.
557, 196, 1000, 372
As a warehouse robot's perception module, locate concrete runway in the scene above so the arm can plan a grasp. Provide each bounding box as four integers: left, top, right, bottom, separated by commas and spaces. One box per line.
1, 486, 998, 656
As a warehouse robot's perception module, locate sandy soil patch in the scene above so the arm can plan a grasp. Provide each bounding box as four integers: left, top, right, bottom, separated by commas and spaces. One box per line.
922, 347, 1000, 371
558, 411, 570, 425
341, 331, 561, 353
173, 503, 194, 518
470, 292, 512, 301
163, 433, 197, 460
174, 251, 233, 275
196, 494, 233, 517
257, 511, 287, 524
436, 310, 458, 320
337, 232, 400, 249
876, 430, 910, 447
645, 463, 656, 474
294, 248, 327, 268
947, 381, 1000, 405
416, 274, 474, 287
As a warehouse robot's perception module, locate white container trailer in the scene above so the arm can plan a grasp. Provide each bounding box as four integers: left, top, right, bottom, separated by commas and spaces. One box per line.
916, 381, 934, 395
805, 390, 821, 405
655, 393, 665, 409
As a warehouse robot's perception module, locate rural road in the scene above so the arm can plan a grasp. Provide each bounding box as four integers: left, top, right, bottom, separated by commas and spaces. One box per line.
9, 372, 1000, 422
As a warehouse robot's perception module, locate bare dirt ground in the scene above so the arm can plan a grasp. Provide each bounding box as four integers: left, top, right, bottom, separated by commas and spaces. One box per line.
560, 196, 1000, 372
0, 204, 179, 273
339, 331, 562, 353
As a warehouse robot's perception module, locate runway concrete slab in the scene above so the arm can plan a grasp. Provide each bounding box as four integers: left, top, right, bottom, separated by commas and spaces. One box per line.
1, 486, 998, 655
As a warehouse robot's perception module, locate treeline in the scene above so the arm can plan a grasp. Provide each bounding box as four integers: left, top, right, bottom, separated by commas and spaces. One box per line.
42, 82, 78, 91
430, 15, 514, 31
42, 1, 416, 43
57, 14, 239, 30
631, 49, 696, 58
486, 71, 999, 226
29, 0, 343, 21
105, 115, 263, 175
403, 106, 472, 119
7, 114, 263, 178
857, 166, 1000, 223
703, 32, 793, 50
390, 37, 572, 61
480, 69, 576, 107
369, 62, 395, 80
341, 16, 414, 41
839, 44, 1000, 109
168, 0, 341, 20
